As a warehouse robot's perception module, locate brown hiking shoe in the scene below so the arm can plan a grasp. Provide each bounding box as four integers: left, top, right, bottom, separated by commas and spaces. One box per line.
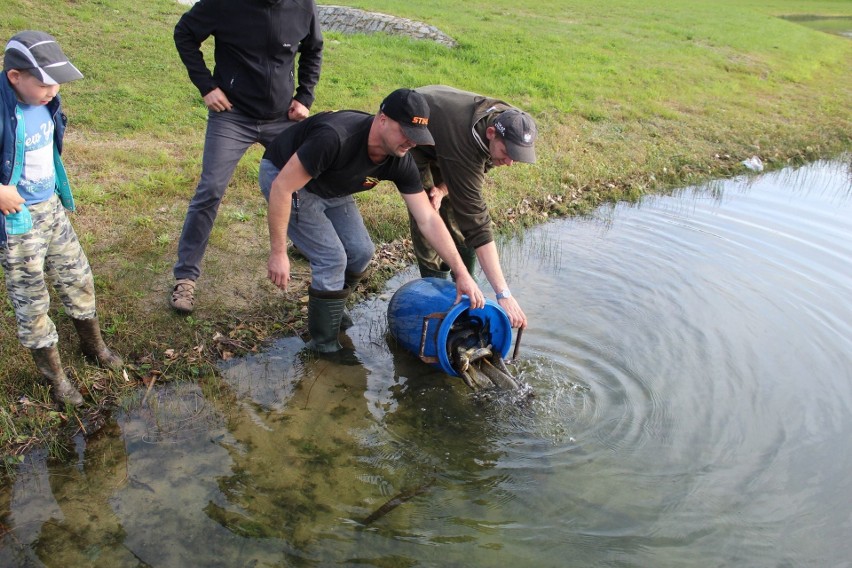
170, 278, 196, 313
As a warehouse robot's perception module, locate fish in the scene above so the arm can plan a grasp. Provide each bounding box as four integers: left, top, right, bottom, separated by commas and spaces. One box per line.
361, 477, 437, 525
478, 357, 520, 390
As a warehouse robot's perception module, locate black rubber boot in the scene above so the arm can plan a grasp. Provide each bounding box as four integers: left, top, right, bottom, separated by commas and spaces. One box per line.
306, 286, 350, 353
418, 262, 452, 280
30, 345, 84, 407
340, 269, 370, 330
72, 317, 124, 370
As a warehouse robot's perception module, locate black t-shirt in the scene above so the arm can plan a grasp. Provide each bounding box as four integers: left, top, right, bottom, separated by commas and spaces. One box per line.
262, 111, 423, 198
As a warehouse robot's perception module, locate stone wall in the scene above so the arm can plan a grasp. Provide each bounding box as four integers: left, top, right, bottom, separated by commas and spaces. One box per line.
318, 5, 456, 47
175, 1, 456, 47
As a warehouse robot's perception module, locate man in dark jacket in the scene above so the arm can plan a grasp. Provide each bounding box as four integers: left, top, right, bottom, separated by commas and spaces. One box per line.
170, 0, 324, 313
408, 85, 538, 329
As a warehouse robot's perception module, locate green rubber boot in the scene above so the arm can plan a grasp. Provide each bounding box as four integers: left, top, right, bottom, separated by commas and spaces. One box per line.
457, 246, 477, 277
418, 262, 452, 280
306, 286, 350, 353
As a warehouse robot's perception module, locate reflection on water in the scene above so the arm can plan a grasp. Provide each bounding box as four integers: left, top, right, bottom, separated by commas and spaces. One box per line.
2, 159, 851, 566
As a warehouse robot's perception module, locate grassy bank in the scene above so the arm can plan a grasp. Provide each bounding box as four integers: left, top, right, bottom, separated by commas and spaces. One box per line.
1, 0, 850, 468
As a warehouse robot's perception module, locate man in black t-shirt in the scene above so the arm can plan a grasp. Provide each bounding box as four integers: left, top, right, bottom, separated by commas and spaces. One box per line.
259, 88, 484, 354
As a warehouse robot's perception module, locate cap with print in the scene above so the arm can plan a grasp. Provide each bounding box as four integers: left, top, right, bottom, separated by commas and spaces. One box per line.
4, 30, 83, 85
493, 108, 537, 163
380, 88, 435, 146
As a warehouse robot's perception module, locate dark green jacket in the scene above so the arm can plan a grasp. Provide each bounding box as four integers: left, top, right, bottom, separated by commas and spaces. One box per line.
411, 85, 514, 250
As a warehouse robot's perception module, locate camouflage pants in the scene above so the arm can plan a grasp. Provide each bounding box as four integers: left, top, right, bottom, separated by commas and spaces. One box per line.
1, 195, 96, 349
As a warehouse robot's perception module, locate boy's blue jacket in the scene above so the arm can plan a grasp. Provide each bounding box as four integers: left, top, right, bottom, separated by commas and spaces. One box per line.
1, 75, 75, 246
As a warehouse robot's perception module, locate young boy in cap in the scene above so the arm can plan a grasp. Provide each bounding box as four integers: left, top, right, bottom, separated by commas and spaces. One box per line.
406, 85, 540, 330
1, 31, 123, 406
259, 88, 485, 353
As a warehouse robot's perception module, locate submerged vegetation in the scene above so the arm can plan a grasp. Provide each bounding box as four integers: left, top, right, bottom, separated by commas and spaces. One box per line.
1, 0, 850, 470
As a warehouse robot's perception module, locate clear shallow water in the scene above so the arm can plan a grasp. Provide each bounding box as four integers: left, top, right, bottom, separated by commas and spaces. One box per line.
2, 159, 851, 567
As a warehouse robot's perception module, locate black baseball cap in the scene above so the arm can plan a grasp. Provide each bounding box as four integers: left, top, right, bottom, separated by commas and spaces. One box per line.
493, 109, 537, 163
380, 88, 435, 146
4, 30, 83, 85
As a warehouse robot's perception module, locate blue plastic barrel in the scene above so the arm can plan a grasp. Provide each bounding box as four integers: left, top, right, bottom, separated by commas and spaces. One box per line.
387, 278, 513, 377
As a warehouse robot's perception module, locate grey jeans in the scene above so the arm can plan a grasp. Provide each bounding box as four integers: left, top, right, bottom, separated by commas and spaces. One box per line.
174, 108, 294, 281
259, 159, 375, 291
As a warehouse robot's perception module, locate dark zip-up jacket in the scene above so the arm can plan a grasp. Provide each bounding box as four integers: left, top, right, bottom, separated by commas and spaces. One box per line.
174, 0, 323, 120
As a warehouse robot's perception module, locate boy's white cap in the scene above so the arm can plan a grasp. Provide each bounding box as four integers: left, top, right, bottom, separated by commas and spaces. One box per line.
4, 30, 83, 85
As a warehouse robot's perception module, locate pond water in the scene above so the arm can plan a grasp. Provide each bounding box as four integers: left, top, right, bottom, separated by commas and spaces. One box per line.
2, 159, 851, 567
780, 15, 852, 39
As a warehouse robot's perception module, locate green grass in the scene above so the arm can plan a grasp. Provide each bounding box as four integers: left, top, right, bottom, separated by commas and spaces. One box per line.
1, 0, 850, 468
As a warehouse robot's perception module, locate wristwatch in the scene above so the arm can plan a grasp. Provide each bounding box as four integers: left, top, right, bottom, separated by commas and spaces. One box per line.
496, 288, 512, 300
